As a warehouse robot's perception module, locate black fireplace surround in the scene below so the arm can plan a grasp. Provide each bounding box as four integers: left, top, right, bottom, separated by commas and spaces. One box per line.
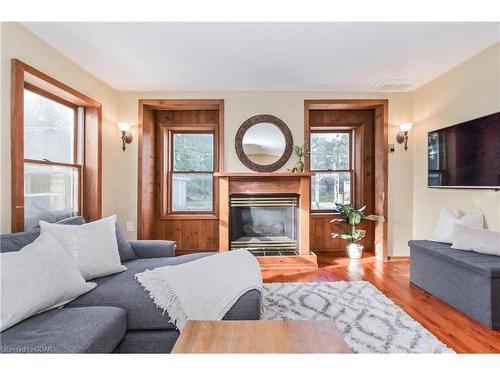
229, 194, 299, 255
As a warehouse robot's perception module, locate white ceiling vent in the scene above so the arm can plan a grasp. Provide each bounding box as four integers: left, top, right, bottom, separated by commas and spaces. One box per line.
370, 79, 422, 92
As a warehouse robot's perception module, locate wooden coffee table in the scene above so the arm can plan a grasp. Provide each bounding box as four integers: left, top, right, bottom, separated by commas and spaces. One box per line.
171, 320, 351, 353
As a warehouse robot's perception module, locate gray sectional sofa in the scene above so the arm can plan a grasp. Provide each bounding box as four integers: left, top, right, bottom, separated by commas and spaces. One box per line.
0, 217, 262, 353
409, 240, 500, 328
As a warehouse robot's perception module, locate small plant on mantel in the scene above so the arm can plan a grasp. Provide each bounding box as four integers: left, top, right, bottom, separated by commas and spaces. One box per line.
331, 203, 385, 259
292, 142, 309, 172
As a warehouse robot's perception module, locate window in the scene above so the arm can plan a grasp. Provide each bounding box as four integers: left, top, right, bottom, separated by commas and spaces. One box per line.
171, 133, 214, 212
310, 131, 352, 210
11, 59, 102, 233
161, 122, 219, 218
23, 87, 83, 230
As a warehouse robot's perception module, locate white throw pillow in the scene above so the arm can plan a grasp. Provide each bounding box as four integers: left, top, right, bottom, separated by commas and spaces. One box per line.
431, 208, 484, 244
40, 215, 126, 280
0, 233, 96, 332
451, 224, 500, 256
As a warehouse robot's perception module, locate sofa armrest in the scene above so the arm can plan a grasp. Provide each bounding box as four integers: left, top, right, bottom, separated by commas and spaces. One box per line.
129, 240, 176, 258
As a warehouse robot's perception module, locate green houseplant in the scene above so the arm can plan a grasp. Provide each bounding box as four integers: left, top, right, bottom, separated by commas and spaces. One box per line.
331, 203, 385, 259
292, 142, 309, 172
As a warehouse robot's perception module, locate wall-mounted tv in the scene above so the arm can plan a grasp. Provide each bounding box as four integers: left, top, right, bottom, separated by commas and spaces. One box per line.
428, 111, 500, 189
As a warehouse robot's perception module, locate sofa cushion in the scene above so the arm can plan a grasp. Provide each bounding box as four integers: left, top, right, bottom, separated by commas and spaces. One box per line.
409, 240, 500, 277
0, 231, 39, 253
114, 330, 180, 354
0, 307, 127, 353
67, 253, 262, 330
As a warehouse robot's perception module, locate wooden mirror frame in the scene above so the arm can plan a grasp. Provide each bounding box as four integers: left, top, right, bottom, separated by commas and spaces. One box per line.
235, 114, 293, 172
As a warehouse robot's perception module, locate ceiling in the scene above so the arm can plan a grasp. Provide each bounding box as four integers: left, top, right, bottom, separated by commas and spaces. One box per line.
22, 22, 500, 92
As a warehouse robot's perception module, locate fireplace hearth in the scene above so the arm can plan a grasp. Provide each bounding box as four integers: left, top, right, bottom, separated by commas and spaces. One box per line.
229, 195, 299, 254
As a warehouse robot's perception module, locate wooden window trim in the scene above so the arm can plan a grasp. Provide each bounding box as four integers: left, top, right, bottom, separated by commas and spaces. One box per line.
138, 99, 224, 238
10, 59, 102, 232
309, 129, 354, 213
304, 99, 388, 259
158, 119, 221, 221
167, 128, 218, 218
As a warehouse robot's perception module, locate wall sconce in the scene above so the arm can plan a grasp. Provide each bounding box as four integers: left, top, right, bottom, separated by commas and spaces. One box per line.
396, 122, 413, 151
117, 122, 133, 152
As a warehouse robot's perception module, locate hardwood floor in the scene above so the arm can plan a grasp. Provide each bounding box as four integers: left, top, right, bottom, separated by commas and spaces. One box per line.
262, 251, 500, 354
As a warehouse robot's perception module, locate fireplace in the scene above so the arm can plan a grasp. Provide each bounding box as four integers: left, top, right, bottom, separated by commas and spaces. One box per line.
216, 172, 317, 271
229, 194, 299, 255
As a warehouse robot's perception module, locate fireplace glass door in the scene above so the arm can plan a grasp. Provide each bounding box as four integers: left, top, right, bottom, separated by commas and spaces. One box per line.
229, 194, 299, 255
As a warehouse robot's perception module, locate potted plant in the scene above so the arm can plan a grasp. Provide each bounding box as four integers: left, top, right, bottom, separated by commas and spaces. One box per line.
292, 142, 309, 172
331, 203, 385, 259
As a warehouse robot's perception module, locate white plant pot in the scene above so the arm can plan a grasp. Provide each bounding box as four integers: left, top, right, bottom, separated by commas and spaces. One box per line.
346, 243, 363, 259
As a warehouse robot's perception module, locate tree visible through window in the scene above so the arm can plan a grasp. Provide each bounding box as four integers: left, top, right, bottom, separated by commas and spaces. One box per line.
171, 133, 214, 212
310, 132, 352, 210
23, 88, 82, 230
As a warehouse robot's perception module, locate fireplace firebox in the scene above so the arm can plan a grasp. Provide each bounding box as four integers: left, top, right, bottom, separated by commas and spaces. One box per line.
229, 194, 299, 255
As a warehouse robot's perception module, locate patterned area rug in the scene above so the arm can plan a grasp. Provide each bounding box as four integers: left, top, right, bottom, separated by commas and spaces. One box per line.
262, 281, 454, 354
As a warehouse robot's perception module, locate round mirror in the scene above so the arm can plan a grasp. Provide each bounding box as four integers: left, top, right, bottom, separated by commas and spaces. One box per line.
235, 114, 293, 172
242, 123, 286, 165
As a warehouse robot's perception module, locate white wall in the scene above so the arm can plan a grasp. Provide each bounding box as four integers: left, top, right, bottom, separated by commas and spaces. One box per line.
0, 22, 120, 233
117, 91, 414, 256
411, 42, 500, 239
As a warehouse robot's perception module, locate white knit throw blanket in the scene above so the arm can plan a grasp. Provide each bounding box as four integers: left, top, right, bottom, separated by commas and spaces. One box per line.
135, 250, 263, 330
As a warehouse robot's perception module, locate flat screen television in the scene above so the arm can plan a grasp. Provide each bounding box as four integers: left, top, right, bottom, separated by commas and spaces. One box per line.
428, 111, 500, 189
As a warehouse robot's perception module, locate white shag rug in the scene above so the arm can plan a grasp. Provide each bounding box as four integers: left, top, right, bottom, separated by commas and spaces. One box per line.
262, 281, 454, 354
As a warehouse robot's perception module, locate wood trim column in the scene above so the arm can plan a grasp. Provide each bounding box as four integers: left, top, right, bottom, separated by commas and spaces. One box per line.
82, 106, 102, 222
137, 102, 157, 239
218, 176, 229, 251
299, 176, 311, 254
374, 103, 389, 259
10, 60, 25, 232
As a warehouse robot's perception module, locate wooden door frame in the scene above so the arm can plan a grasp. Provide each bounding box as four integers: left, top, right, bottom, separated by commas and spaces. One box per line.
137, 99, 224, 239
10, 59, 102, 232
304, 99, 389, 259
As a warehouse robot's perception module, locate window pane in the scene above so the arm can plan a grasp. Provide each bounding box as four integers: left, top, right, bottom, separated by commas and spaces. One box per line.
24, 89, 75, 164
24, 163, 79, 231
310, 133, 350, 170
172, 173, 213, 212
173, 134, 213, 171
311, 172, 351, 210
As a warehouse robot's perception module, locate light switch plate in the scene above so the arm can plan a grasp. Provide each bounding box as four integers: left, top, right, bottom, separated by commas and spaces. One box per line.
126, 221, 134, 232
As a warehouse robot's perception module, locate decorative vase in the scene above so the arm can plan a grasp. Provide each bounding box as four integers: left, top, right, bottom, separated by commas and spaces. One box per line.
346, 243, 363, 259
295, 159, 304, 172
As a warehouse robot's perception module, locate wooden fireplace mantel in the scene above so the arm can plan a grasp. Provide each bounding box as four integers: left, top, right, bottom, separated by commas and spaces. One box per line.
217, 171, 318, 272
214, 172, 315, 177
